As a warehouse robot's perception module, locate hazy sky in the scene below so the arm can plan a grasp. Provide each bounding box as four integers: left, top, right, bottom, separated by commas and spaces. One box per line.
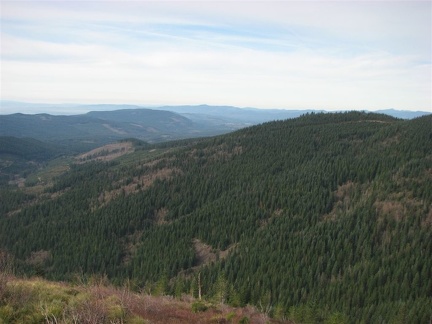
1, 0, 431, 112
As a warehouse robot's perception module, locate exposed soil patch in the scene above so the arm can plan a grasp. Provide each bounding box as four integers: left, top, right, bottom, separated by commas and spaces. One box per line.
25, 250, 51, 267
102, 123, 127, 134
322, 181, 356, 221
374, 201, 405, 221
155, 207, 169, 225
193, 239, 217, 266
193, 239, 236, 267
76, 142, 134, 163
380, 135, 400, 147
422, 208, 432, 227
374, 196, 427, 225
141, 158, 162, 168
95, 167, 181, 209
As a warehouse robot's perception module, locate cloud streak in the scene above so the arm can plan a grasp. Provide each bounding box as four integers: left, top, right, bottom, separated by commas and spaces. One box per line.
1, 1, 430, 111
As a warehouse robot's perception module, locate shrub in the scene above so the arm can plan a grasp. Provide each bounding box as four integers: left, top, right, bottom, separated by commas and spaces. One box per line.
238, 316, 250, 324
0, 305, 14, 323
191, 301, 208, 313
226, 311, 235, 321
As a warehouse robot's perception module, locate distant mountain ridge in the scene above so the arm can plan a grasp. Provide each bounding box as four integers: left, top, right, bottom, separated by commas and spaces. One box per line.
0, 108, 237, 151
1, 102, 430, 151
374, 108, 431, 119
1, 100, 430, 119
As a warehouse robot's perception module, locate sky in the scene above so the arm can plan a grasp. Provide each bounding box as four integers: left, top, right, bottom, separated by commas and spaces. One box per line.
1, 0, 431, 113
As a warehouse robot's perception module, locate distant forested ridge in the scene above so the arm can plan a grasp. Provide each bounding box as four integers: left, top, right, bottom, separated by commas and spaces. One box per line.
1, 104, 429, 151
0, 111, 431, 322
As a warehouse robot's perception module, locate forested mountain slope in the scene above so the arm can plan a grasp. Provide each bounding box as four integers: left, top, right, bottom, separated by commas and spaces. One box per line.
0, 112, 431, 322
0, 136, 64, 186
0, 108, 229, 150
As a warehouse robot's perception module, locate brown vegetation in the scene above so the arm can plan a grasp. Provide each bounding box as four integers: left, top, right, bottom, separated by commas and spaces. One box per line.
374, 200, 405, 221
95, 167, 181, 209
422, 208, 432, 227
155, 207, 169, 225
0, 274, 287, 324
193, 239, 236, 268
102, 123, 127, 135
76, 142, 134, 163
322, 181, 356, 222
190, 145, 243, 163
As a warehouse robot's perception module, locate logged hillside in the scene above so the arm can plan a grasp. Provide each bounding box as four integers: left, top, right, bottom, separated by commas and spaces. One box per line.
0, 112, 431, 322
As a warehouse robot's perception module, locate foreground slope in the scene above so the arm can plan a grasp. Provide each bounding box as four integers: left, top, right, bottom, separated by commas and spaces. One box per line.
0, 112, 431, 322
0, 275, 279, 323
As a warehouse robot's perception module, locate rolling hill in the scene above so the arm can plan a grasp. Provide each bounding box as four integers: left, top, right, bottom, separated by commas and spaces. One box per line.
0, 109, 207, 149
0, 111, 431, 322
1, 102, 430, 152
0, 104, 316, 151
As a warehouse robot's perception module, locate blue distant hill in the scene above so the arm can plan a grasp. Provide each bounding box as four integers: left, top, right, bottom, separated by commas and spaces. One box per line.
0, 101, 430, 152
374, 109, 431, 119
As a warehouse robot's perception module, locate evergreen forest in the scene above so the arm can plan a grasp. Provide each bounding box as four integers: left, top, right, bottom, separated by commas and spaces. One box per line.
0, 111, 431, 322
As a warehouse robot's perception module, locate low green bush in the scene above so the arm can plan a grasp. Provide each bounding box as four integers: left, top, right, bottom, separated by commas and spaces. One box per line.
191, 301, 208, 313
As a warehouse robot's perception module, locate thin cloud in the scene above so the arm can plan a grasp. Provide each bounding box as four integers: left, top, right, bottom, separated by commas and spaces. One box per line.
1, 1, 430, 111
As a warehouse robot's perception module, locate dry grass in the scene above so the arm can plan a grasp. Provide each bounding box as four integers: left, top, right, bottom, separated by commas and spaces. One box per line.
0, 275, 287, 324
